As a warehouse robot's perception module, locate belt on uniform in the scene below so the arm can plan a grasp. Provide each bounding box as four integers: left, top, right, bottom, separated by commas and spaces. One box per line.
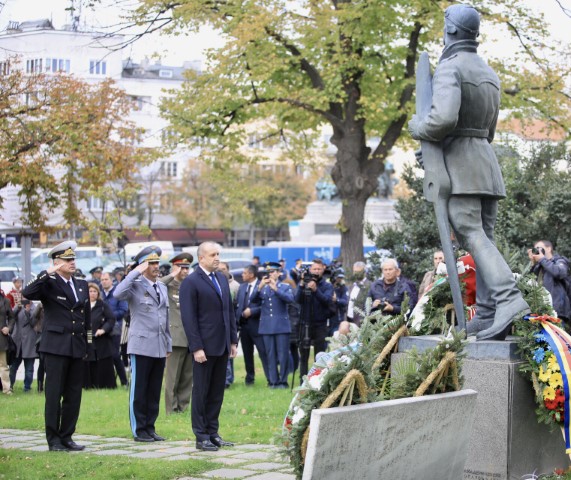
449, 128, 489, 138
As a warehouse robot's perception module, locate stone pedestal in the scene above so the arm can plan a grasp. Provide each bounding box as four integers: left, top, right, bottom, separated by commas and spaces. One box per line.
290, 198, 397, 243
303, 390, 477, 480
395, 336, 570, 480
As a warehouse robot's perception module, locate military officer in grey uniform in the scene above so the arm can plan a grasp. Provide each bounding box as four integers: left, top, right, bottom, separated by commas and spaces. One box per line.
408, 4, 529, 340
114, 245, 172, 442
160, 252, 194, 415
22, 241, 92, 451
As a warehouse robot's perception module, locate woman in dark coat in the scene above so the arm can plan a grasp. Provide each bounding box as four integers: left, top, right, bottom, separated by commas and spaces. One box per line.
0, 291, 15, 394
9, 299, 39, 392
84, 283, 116, 389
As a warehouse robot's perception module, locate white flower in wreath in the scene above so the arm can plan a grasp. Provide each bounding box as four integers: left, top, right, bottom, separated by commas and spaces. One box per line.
308, 368, 328, 390
338, 355, 351, 365
291, 407, 306, 425
409, 294, 430, 332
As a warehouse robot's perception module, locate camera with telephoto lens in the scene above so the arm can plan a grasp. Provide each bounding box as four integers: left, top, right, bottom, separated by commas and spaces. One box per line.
256, 268, 270, 281
531, 247, 545, 255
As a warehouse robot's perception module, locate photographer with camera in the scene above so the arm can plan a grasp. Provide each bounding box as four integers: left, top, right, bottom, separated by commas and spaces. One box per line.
529, 240, 570, 323
369, 258, 407, 316
251, 262, 294, 388
330, 271, 348, 335
295, 258, 334, 382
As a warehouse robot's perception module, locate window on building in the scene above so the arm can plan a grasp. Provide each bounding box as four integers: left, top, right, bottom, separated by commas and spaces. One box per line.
129, 95, 151, 111
0, 61, 10, 76
45, 58, 71, 73
87, 196, 105, 210
24, 91, 41, 107
158, 193, 173, 212
160, 161, 178, 178
89, 60, 107, 75
26, 58, 43, 73
159, 69, 173, 78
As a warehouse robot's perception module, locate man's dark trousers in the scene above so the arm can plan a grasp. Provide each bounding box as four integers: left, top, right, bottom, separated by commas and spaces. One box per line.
191, 353, 228, 442
298, 323, 328, 381
240, 318, 269, 384
43, 353, 83, 447
130, 354, 165, 437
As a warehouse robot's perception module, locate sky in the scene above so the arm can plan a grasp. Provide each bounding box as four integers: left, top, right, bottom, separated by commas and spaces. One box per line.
0, 0, 569, 67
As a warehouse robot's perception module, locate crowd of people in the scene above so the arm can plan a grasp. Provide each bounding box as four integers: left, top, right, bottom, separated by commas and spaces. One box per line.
0, 237, 569, 452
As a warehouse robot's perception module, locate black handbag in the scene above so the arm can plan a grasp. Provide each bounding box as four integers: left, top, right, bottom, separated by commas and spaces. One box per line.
6, 335, 17, 366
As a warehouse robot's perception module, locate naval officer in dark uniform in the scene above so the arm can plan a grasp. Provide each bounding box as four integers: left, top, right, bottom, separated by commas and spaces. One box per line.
114, 245, 171, 442
22, 241, 92, 452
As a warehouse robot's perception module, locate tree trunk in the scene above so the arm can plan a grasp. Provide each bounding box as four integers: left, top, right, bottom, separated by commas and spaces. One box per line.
339, 195, 368, 268
331, 125, 383, 269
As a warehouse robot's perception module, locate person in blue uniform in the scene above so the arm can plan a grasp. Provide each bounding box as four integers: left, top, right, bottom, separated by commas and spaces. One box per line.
114, 245, 172, 443
22, 241, 92, 452
251, 262, 294, 388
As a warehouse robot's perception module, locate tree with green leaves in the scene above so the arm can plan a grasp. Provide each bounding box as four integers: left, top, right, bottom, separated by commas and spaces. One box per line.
125, 0, 569, 267
0, 62, 155, 244
170, 159, 313, 240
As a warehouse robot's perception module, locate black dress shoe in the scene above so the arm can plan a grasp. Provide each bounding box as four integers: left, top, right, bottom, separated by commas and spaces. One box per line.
148, 432, 165, 441
195, 439, 219, 451
49, 444, 69, 452
134, 433, 154, 442
62, 440, 85, 451
210, 436, 234, 447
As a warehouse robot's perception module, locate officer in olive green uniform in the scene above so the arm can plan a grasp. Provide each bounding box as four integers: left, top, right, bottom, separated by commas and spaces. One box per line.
160, 253, 194, 414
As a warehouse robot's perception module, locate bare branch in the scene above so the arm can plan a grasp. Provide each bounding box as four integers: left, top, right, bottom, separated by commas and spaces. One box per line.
554, 0, 571, 18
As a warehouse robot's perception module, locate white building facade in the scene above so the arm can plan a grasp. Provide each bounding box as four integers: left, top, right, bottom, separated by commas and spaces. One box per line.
0, 18, 198, 238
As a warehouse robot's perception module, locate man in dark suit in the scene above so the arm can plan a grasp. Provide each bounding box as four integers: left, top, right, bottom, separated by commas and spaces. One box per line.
114, 245, 171, 443
22, 241, 92, 452
235, 264, 269, 386
180, 241, 238, 452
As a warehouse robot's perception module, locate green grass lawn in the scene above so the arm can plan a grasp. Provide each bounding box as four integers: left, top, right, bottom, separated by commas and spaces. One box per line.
3, 355, 294, 442
0, 450, 217, 480
1, 355, 295, 479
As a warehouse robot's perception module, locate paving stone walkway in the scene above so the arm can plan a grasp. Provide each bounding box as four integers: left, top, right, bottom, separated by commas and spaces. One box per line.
0, 428, 295, 480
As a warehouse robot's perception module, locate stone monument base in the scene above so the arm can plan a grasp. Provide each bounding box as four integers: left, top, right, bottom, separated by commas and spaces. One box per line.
394, 336, 570, 480
290, 198, 396, 243
303, 389, 477, 480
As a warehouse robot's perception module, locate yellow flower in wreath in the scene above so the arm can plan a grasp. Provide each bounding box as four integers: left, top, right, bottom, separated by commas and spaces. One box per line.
547, 355, 560, 372
543, 386, 556, 401
549, 372, 564, 388
538, 365, 551, 383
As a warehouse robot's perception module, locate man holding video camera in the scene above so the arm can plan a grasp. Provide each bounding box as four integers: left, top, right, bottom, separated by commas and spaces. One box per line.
529, 240, 570, 323
295, 258, 334, 381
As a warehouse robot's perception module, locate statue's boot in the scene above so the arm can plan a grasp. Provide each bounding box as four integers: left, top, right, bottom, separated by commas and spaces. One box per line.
466, 315, 493, 336
476, 298, 530, 341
